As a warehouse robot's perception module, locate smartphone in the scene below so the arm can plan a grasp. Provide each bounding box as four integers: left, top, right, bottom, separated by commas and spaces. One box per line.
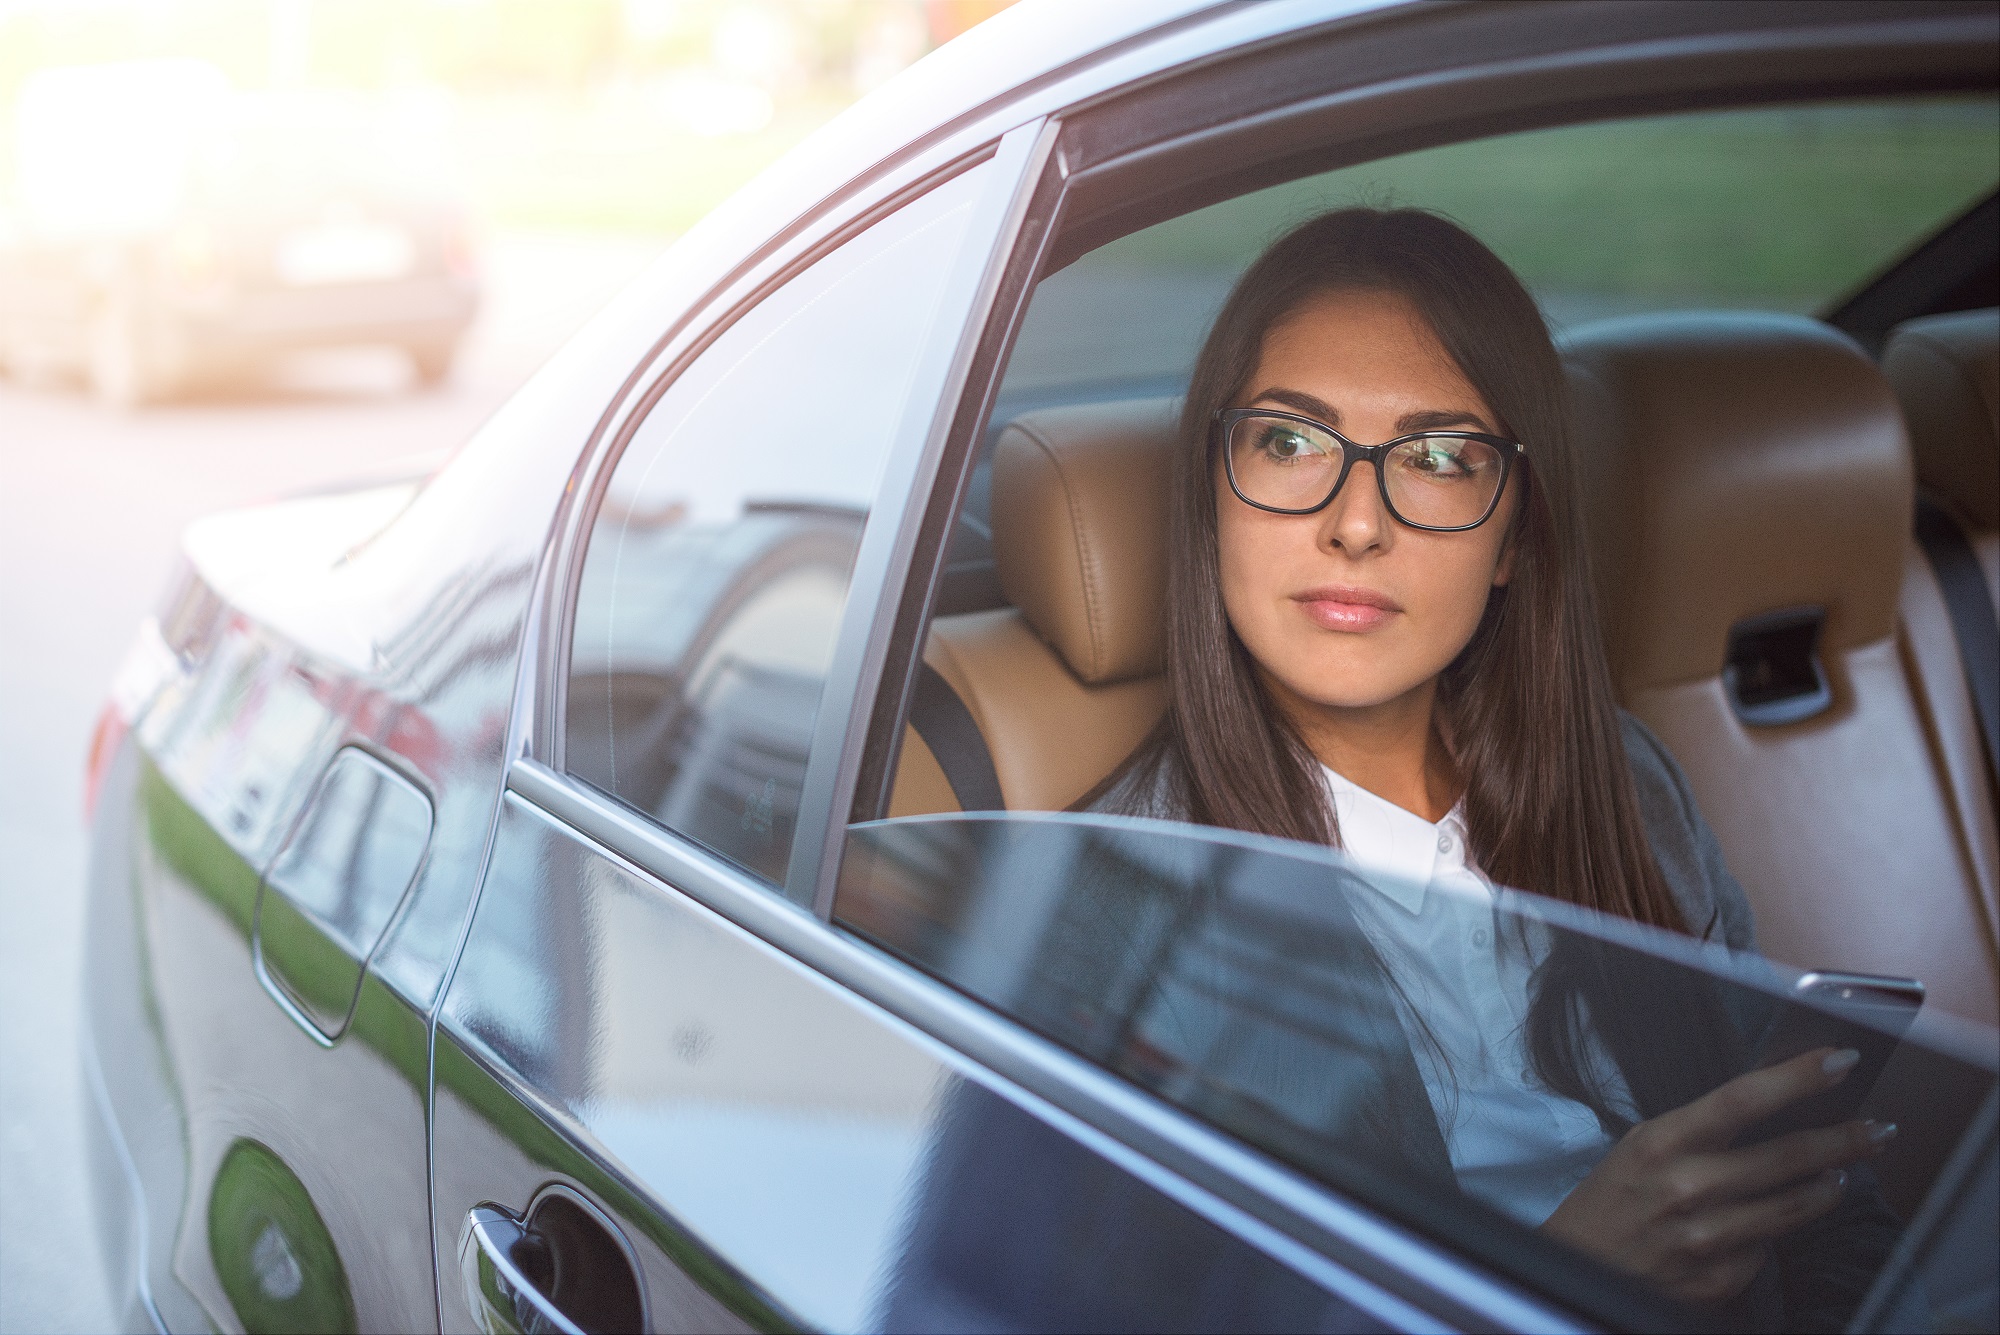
1739, 971, 1924, 1145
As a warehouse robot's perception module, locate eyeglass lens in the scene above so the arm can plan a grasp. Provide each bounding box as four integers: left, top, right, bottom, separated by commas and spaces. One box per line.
1228, 414, 1506, 528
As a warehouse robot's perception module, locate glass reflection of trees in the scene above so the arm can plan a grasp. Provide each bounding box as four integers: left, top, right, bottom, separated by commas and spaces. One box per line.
569, 503, 863, 883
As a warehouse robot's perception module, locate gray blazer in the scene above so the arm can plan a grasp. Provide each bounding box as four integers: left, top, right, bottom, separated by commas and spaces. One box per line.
1620, 713, 1759, 951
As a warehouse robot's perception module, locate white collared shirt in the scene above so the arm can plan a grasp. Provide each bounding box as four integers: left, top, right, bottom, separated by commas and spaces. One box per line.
1321, 764, 1621, 1226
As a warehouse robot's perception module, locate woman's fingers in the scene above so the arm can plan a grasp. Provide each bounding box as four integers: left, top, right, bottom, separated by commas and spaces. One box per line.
1672, 1169, 1850, 1261
1632, 1117, 1887, 1216
1655, 1048, 1859, 1152
1713, 1118, 1895, 1201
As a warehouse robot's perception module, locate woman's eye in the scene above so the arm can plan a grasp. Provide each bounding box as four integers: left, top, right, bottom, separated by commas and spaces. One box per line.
1261, 429, 1314, 460
1405, 443, 1473, 476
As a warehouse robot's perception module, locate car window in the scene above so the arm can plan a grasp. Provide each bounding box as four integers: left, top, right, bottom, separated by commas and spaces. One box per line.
1000, 96, 1998, 407
566, 162, 990, 890
833, 812, 2000, 1328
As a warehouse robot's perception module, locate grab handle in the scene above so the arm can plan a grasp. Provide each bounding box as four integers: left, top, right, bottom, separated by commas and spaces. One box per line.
459, 1204, 583, 1335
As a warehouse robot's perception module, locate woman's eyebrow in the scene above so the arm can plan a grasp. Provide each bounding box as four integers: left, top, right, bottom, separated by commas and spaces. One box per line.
1249, 387, 1339, 422
1249, 389, 1496, 436
1397, 408, 1496, 433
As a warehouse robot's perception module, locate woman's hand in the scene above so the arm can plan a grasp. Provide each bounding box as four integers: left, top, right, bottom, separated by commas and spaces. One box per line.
1540, 1047, 1895, 1307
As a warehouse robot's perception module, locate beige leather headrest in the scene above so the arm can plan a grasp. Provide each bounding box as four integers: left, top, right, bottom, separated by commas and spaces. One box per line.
991, 397, 1178, 685
1883, 308, 1999, 532
1563, 313, 1913, 691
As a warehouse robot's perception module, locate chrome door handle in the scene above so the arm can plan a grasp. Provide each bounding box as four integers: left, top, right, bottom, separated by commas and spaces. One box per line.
459, 1205, 584, 1335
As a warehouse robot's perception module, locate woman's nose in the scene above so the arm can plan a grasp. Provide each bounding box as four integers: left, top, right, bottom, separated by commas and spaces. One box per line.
1318, 461, 1391, 554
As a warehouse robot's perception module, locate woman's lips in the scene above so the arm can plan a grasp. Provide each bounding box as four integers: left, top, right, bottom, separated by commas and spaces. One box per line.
1293, 585, 1402, 632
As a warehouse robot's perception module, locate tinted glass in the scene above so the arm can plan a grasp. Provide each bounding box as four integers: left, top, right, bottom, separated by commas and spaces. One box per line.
835, 813, 1999, 1331
567, 165, 988, 888
1001, 97, 1998, 403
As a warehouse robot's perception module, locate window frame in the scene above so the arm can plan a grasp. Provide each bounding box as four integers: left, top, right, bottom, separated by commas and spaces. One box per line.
505, 1, 2000, 1330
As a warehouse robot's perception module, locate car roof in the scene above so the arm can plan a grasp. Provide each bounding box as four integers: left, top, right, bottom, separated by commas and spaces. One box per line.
579, 0, 1389, 450
712, 0, 1247, 244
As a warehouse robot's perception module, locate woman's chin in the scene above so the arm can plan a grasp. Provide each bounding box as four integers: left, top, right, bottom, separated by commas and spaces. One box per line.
1267, 662, 1436, 717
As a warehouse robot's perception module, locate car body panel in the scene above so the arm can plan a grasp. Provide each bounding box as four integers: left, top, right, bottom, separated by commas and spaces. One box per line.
85, 390, 573, 1328
434, 790, 1410, 1332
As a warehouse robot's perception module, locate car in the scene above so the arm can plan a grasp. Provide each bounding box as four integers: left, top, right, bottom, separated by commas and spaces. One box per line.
0, 62, 479, 406
82, 1, 1999, 1331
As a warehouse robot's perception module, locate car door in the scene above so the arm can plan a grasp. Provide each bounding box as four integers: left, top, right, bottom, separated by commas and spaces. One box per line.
814, 4, 1997, 1329
418, 117, 1565, 1335
427, 107, 1466, 1327
427, 127, 1047, 1332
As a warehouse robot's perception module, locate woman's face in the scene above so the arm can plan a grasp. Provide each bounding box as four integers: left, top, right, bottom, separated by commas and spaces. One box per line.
1215, 287, 1520, 718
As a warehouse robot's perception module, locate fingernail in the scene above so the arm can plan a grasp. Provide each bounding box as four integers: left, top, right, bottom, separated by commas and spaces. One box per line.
1823, 1049, 1861, 1077
1866, 1121, 1899, 1147
1830, 1169, 1849, 1191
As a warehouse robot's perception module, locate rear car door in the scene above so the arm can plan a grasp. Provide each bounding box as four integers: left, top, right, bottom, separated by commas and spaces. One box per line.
421, 4, 2000, 1331
428, 109, 1468, 1329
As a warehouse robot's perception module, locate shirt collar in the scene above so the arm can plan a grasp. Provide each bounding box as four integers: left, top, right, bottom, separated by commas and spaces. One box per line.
1320, 763, 1468, 915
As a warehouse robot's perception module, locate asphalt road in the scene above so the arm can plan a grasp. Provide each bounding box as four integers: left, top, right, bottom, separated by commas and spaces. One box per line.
0, 231, 668, 1332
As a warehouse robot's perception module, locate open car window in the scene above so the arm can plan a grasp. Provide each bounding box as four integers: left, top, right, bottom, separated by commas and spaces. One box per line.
1000, 96, 1998, 410
834, 812, 2000, 1330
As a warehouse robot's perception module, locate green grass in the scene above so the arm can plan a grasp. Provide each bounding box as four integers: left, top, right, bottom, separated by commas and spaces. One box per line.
1091, 99, 2000, 312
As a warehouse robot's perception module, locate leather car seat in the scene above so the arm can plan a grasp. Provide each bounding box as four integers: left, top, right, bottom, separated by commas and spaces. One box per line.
1882, 309, 2000, 996
887, 398, 1175, 815
1883, 308, 2000, 611
1566, 312, 1998, 1025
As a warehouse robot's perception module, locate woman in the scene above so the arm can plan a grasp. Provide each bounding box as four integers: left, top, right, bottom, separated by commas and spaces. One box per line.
1089, 208, 1895, 1327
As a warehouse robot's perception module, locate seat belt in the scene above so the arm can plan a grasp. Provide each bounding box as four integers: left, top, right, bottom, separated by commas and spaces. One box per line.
907, 662, 1006, 812
1915, 496, 2000, 788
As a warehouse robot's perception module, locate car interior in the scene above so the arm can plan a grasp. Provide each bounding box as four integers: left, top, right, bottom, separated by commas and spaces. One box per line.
870, 97, 2000, 1040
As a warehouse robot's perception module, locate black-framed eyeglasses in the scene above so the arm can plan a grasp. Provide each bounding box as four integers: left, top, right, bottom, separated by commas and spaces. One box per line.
1215, 408, 1525, 532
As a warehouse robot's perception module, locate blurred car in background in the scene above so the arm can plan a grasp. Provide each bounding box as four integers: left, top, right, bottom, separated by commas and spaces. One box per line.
0, 60, 479, 406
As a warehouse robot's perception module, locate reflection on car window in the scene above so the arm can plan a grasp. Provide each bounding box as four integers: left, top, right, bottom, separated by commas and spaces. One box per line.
567, 163, 988, 888
835, 813, 1999, 1329
1001, 97, 1998, 404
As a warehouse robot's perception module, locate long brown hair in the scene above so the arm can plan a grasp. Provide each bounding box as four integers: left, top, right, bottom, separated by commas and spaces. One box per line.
1104, 208, 1712, 1127
1116, 206, 1682, 935
1097, 209, 1713, 1120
